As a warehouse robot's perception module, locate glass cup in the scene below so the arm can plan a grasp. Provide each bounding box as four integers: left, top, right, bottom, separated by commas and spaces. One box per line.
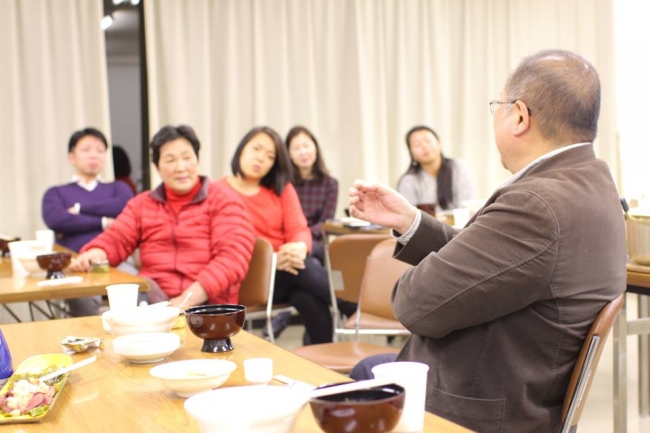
244, 357, 273, 384
372, 361, 430, 432
106, 284, 139, 313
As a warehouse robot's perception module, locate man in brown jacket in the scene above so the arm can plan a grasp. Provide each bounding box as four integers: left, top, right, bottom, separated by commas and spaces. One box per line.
348, 50, 626, 432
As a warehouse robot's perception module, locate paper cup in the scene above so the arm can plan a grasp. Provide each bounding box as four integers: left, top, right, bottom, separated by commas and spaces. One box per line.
372, 361, 430, 432
106, 284, 139, 313
452, 208, 471, 228
35, 229, 55, 251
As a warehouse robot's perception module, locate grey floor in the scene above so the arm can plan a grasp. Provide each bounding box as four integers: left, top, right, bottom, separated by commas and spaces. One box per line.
264, 294, 650, 433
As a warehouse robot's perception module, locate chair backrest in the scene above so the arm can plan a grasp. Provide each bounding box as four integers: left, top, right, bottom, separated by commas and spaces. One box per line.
357, 238, 412, 320
326, 234, 392, 304
560, 293, 624, 433
238, 238, 276, 308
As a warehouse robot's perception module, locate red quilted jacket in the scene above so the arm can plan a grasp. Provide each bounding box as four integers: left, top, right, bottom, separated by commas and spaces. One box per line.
81, 177, 255, 304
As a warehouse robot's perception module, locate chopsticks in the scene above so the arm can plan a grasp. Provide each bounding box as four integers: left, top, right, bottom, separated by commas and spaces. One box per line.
309, 378, 396, 399
39, 356, 97, 383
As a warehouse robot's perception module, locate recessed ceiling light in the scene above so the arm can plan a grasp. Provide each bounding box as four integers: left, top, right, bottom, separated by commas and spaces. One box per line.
101, 15, 114, 30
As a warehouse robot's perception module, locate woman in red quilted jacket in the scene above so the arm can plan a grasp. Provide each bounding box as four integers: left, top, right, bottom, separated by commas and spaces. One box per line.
70, 125, 255, 309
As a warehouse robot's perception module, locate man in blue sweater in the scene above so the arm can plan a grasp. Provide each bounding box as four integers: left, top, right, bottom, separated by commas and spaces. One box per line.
42, 127, 134, 316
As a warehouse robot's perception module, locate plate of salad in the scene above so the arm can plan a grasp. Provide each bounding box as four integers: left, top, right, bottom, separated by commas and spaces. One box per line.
0, 353, 72, 423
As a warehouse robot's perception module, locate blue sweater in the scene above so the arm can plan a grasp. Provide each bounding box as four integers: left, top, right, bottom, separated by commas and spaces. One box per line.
41, 182, 134, 252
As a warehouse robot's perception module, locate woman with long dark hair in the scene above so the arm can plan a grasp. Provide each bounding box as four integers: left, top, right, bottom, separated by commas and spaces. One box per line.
285, 126, 338, 264
219, 126, 336, 345
397, 125, 474, 210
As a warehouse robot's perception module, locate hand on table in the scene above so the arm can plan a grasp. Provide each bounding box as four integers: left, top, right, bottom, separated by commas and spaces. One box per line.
348, 179, 417, 234
69, 248, 108, 272
276, 242, 308, 275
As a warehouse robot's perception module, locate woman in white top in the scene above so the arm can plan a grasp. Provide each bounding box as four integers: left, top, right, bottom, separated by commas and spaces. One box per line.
397, 125, 474, 210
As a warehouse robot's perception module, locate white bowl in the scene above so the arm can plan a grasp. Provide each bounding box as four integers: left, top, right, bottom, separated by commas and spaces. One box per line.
102, 311, 114, 334
113, 332, 180, 364
9, 241, 51, 275
18, 255, 45, 274
184, 386, 310, 433
106, 306, 180, 336
111, 322, 176, 336
149, 359, 237, 398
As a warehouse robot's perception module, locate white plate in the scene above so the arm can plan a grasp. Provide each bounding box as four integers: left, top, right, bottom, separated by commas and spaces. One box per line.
112, 332, 180, 364
150, 359, 236, 397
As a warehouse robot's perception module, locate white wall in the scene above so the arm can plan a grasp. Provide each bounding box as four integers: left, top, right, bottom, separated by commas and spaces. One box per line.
107, 56, 143, 190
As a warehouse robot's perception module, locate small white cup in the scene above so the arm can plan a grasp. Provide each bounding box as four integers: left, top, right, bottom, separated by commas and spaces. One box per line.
35, 229, 55, 251
244, 358, 273, 384
106, 284, 139, 313
452, 208, 471, 229
372, 361, 430, 433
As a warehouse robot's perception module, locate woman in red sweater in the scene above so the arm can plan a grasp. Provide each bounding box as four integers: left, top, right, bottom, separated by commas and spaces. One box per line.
70, 125, 255, 309
219, 126, 334, 344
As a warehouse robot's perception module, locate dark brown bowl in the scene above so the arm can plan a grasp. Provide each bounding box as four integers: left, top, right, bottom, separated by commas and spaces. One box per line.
185, 304, 246, 353
309, 383, 405, 433
36, 252, 72, 279
0, 236, 20, 257
416, 203, 437, 216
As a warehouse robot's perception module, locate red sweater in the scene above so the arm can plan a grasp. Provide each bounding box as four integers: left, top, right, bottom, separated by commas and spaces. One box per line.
218, 178, 312, 252
81, 177, 255, 304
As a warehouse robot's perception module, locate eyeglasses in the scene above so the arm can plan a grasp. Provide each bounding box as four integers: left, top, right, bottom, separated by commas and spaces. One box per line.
489, 99, 533, 116
489, 100, 515, 115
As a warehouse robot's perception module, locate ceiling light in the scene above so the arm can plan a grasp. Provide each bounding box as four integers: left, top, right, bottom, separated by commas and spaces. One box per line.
131, 0, 140, 4
101, 15, 114, 30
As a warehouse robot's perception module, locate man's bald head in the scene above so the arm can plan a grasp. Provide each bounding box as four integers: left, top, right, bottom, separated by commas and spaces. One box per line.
505, 50, 600, 145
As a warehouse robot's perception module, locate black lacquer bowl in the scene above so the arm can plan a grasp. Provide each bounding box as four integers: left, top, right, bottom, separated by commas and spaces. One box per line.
36, 252, 72, 279
310, 383, 405, 433
185, 304, 246, 353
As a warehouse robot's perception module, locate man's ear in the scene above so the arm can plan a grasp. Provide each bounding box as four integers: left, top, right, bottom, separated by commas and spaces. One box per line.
67, 152, 74, 165
512, 100, 531, 136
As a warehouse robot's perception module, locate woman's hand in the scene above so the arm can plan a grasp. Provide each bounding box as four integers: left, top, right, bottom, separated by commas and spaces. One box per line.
69, 248, 108, 272
348, 179, 417, 234
276, 242, 308, 275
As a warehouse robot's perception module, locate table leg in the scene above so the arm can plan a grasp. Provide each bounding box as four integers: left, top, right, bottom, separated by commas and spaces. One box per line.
613, 293, 627, 433
1, 305, 22, 323
639, 294, 650, 415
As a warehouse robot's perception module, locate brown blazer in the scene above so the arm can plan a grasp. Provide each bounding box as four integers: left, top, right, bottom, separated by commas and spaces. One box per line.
392, 145, 626, 432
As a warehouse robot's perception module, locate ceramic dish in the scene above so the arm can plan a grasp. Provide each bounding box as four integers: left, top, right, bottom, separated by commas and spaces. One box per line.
149, 359, 236, 397
106, 306, 180, 336
112, 332, 180, 364
0, 353, 72, 424
184, 385, 310, 433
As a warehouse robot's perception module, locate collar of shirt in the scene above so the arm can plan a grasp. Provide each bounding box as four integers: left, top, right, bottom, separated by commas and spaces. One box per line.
497, 142, 591, 190
72, 175, 101, 192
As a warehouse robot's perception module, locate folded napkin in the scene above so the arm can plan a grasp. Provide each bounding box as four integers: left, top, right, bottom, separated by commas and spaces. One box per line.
36, 276, 83, 287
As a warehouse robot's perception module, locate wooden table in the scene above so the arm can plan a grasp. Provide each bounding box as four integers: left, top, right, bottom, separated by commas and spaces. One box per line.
0, 257, 148, 321
0, 317, 472, 432
614, 263, 650, 433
